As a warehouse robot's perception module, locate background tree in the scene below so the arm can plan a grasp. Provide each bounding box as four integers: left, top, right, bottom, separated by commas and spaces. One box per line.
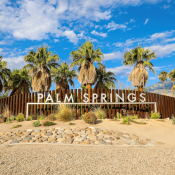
123, 45, 156, 92
0, 56, 11, 93
70, 41, 104, 93
51, 62, 77, 93
94, 63, 117, 89
24, 45, 60, 92
169, 69, 175, 97
4, 68, 32, 96
158, 71, 169, 95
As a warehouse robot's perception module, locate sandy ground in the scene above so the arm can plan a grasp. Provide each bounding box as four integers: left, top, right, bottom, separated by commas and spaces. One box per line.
1, 119, 175, 146
1, 119, 175, 174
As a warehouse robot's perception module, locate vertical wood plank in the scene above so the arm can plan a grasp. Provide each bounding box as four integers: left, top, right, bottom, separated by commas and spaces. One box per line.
78, 89, 81, 119
82, 89, 85, 115
115, 89, 119, 116
105, 89, 108, 118
74, 89, 77, 119
51, 90, 55, 114
85, 89, 88, 113
28, 93, 31, 116
24, 93, 27, 118
119, 89, 123, 117
15, 95, 19, 116
34, 92, 37, 119
108, 89, 111, 119
112, 89, 115, 119
31, 92, 34, 118
44, 91, 47, 117
13, 95, 16, 116
125, 90, 129, 116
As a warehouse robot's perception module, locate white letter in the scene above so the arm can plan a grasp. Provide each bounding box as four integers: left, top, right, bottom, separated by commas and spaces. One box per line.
38, 93, 43, 103
116, 93, 124, 102
45, 93, 53, 103
110, 93, 112, 102
101, 93, 107, 103
128, 93, 136, 102
140, 93, 145, 102
56, 93, 61, 103
64, 94, 74, 103
83, 93, 89, 103
93, 93, 98, 103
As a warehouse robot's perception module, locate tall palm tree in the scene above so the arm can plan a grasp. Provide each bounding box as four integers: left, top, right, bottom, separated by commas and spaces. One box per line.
169, 69, 175, 97
0, 56, 11, 93
4, 68, 32, 96
24, 44, 60, 92
158, 71, 169, 95
70, 41, 104, 92
94, 63, 117, 89
51, 62, 77, 93
123, 45, 156, 91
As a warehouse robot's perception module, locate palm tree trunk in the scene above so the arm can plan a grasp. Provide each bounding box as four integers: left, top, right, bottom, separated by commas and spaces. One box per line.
173, 81, 174, 97
138, 86, 143, 92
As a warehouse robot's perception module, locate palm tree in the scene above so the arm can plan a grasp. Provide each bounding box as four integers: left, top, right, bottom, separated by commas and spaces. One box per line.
70, 41, 104, 92
51, 62, 77, 93
158, 71, 169, 95
169, 69, 175, 97
24, 45, 60, 92
123, 45, 156, 91
0, 56, 11, 93
94, 63, 117, 89
4, 68, 32, 96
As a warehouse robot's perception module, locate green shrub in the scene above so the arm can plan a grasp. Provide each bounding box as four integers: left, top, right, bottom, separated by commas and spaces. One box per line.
10, 116, 15, 121
43, 121, 54, 126
172, 118, 175, 125
48, 114, 56, 121
26, 116, 32, 121
5, 118, 12, 123
68, 122, 72, 125
122, 116, 131, 125
117, 112, 123, 119
81, 113, 85, 120
16, 113, 24, 122
151, 112, 161, 119
94, 108, 105, 119
33, 120, 40, 127
84, 112, 97, 124
13, 124, 22, 128
55, 105, 72, 122
131, 115, 138, 119
37, 115, 45, 120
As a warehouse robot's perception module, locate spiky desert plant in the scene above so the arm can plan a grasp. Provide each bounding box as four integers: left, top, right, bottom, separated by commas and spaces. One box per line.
123, 45, 156, 91
158, 71, 169, 95
24, 44, 60, 92
169, 69, 175, 97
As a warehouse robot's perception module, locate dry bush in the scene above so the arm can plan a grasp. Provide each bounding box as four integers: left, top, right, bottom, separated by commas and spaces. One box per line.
48, 114, 56, 121
55, 104, 73, 122
84, 112, 97, 124
3, 105, 11, 118
94, 108, 105, 119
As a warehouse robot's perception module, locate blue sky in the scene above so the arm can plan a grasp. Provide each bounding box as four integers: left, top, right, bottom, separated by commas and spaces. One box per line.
0, 0, 175, 91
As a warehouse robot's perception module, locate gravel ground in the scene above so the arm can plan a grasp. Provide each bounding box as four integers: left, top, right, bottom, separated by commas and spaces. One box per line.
0, 144, 175, 175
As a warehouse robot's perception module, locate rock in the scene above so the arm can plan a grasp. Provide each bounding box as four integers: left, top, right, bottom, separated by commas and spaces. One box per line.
106, 142, 112, 145
146, 142, 157, 146
35, 139, 43, 143
156, 142, 165, 145
31, 132, 37, 136
88, 136, 97, 141
134, 140, 145, 145
95, 141, 100, 145
106, 140, 112, 143
74, 137, 84, 142
48, 137, 56, 142
16, 132, 23, 136
100, 141, 106, 144
57, 138, 66, 142
12, 140, 20, 144
23, 136, 32, 142
46, 132, 53, 136
80, 141, 90, 145
105, 131, 112, 135
35, 129, 41, 133
72, 133, 78, 137
65, 138, 73, 144
41, 137, 48, 141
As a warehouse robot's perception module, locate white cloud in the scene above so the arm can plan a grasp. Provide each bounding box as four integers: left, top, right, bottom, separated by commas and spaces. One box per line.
91, 30, 107, 37
165, 37, 175, 42
54, 39, 60, 42
145, 43, 175, 57
3, 56, 25, 70
149, 31, 174, 40
104, 51, 123, 61
106, 21, 127, 31
130, 19, 136, 23
144, 18, 149, 25
163, 4, 170, 9
106, 65, 133, 76
150, 77, 157, 80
